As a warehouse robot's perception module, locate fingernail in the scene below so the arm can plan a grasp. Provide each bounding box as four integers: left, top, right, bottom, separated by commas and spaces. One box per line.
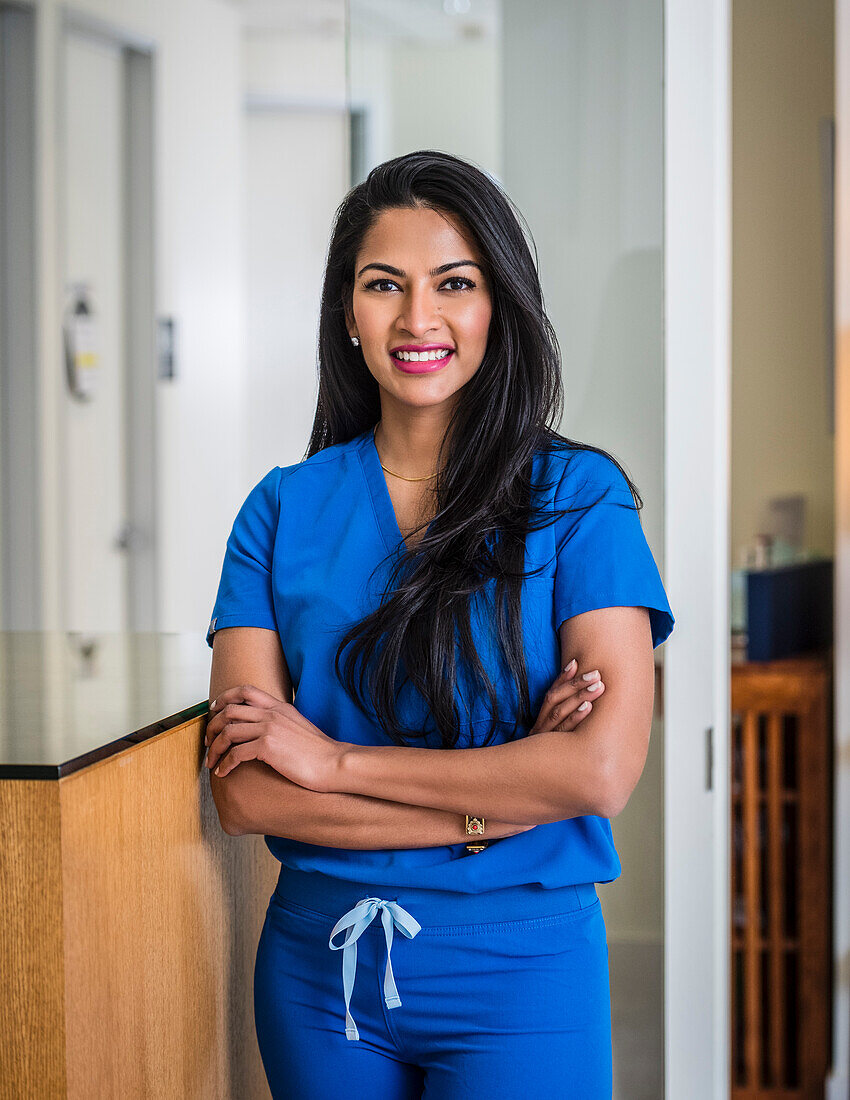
210, 699, 217, 710
587, 680, 601, 692
582, 670, 599, 681
578, 701, 590, 711
214, 765, 221, 775
563, 659, 576, 674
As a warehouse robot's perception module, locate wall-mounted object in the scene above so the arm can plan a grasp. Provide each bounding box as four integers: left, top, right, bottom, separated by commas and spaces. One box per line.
63, 282, 100, 401
156, 316, 176, 380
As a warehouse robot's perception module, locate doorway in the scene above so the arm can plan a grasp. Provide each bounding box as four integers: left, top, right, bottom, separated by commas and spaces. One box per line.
56, 11, 157, 634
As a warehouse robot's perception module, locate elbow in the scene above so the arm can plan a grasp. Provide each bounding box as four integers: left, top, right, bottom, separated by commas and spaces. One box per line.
210, 772, 252, 836
221, 806, 249, 836
592, 765, 630, 820
597, 791, 627, 820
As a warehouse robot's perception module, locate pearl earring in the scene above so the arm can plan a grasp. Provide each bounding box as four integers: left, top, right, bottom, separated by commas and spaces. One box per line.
351, 336, 360, 347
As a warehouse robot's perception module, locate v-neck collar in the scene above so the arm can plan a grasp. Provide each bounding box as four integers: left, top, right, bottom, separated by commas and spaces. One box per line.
355, 427, 437, 556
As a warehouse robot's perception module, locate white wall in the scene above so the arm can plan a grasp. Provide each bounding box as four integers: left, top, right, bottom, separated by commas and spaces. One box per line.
32, 0, 247, 644
387, 39, 501, 172
241, 28, 349, 481
349, 33, 500, 178
243, 27, 345, 105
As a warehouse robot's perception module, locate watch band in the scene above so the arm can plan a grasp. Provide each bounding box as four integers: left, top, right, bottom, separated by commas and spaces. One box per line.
465, 815, 488, 853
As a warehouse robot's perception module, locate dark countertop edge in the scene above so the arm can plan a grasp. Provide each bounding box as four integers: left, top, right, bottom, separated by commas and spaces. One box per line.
0, 700, 210, 780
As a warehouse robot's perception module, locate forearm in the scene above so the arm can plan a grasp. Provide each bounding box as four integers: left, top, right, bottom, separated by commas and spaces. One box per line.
214, 761, 530, 846
335, 729, 607, 825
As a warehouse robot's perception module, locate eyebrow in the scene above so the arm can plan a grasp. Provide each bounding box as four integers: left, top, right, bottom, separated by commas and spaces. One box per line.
356, 260, 483, 279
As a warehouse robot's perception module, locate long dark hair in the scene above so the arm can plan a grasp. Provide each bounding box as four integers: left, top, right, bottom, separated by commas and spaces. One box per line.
305, 149, 642, 749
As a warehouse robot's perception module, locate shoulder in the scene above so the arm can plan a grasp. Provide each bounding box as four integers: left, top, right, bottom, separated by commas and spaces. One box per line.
534, 439, 634, 507
239, 464, 284, 512
276, 433, 364, 492
233, 435, 364, 535
290, 434, 360, 471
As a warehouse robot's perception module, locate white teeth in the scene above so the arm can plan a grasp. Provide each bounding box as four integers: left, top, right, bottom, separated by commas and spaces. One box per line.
392, 348, 452, 362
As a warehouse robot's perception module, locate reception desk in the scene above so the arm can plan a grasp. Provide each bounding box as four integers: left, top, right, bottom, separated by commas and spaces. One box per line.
0, 632, 277, 1099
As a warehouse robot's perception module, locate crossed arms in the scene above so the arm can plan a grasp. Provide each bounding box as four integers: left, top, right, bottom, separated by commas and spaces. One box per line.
207, 609, 655, 845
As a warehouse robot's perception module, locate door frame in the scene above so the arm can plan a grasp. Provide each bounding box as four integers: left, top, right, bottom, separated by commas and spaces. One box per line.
664, 1, 731, 1095
831, 1, 850, 1095
0, 2, 39, 630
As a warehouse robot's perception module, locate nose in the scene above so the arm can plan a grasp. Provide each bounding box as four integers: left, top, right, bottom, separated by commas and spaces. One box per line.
395, 283, 443, 339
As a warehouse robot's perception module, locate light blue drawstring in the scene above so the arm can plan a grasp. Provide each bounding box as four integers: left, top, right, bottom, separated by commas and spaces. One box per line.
328, 896, 421, 1041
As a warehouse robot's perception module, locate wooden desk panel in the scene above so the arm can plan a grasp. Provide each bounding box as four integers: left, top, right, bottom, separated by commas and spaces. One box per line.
1, 713, 279, 1099
0, 779, 66, 1096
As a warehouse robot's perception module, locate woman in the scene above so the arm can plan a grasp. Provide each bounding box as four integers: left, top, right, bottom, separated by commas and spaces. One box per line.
204, 149, 674, 1099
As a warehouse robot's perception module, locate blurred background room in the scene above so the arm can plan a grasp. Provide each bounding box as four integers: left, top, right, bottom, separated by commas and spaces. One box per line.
0, 1, 848, 1097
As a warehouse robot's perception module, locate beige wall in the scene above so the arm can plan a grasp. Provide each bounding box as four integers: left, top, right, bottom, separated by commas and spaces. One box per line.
732, 0, 834, 565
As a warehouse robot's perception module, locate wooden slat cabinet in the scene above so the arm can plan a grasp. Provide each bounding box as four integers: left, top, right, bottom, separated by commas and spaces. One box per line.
730, 653, 833, 1098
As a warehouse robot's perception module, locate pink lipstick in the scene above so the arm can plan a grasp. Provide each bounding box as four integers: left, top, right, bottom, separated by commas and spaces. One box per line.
389, 344, 455, 374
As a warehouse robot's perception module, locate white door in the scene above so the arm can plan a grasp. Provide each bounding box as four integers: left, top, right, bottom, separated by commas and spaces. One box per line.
664, 1, 731, 1095
60, 28, 129, 632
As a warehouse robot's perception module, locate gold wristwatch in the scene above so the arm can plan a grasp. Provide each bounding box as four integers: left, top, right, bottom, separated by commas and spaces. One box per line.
465, 815, 488, 853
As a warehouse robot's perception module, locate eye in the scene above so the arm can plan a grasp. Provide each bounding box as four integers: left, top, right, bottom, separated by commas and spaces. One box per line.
441, 276, 476, 292
361, 276, 477, 293
363, 278, 400, 292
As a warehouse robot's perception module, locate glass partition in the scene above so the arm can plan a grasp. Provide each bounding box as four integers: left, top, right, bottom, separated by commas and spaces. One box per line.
347, 2, 667, 1094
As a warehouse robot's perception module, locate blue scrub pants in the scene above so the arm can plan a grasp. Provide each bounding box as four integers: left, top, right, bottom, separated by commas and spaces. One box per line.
253, 865, 613, 1098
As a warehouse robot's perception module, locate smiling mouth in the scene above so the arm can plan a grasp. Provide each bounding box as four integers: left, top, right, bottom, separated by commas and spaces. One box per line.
390, 349, 455, 373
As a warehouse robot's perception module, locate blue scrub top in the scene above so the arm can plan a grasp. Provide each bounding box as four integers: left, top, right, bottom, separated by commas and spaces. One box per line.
206, 427, 675, 893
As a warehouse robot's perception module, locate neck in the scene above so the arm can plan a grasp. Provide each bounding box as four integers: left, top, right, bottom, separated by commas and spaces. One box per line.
373, 413, 450, 478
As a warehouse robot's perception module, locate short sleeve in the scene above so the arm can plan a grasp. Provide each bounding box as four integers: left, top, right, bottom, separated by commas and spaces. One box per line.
552, 450, 675, 649
206, 466, 282, 648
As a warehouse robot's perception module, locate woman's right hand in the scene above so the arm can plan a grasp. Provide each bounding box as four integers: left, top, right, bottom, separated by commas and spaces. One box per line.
490, 662, 606, 836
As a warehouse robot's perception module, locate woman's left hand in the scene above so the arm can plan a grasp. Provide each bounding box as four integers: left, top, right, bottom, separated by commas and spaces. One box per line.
204, 684, 345, 792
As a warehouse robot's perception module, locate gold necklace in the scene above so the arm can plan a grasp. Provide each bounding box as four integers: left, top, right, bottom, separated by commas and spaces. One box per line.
372, 424, 440, 482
